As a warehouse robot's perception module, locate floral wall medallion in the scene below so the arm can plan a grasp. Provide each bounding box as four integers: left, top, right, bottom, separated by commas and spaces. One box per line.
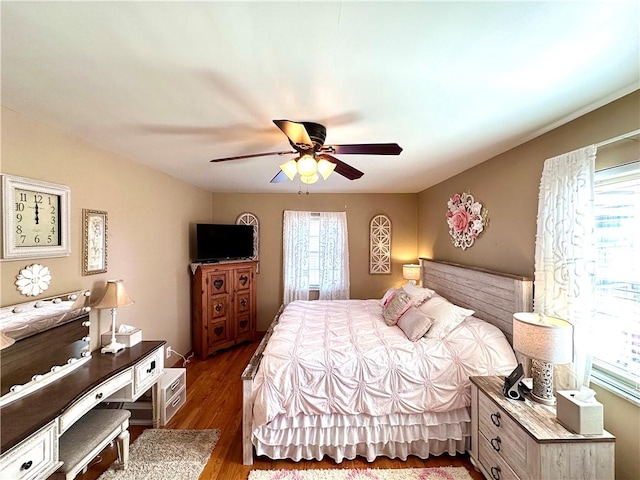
446, 192, 489, 250
15, 263, 52, 296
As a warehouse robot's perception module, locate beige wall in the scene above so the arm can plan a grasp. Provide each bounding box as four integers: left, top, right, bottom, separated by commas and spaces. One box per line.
417, 90, 640, 480
210, 192, 418, 331
0, 107, 212, 356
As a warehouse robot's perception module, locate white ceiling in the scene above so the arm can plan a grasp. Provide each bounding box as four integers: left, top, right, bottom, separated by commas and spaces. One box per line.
2, 1, 638, 194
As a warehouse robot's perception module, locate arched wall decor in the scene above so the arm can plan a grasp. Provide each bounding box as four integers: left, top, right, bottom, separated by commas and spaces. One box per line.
369, 214, 392, 274
236, 212, 260, 272
446, 191, 489, 250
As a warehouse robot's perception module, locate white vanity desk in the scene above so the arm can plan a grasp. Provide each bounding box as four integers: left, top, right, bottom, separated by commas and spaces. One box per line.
0, 294, 165, 480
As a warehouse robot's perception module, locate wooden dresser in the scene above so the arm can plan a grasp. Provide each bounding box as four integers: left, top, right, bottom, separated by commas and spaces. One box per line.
191, 260, 257, 358
470, 376, 615, 480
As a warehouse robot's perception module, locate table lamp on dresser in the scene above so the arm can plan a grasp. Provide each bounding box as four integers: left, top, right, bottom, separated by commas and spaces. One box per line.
512, 312, 573, 405
95, 279, 134, 354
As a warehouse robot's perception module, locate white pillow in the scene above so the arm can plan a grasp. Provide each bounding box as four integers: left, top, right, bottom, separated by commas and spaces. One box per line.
418, 296, 474, 340
401, 282, 435, 306
382, 290, 413, 326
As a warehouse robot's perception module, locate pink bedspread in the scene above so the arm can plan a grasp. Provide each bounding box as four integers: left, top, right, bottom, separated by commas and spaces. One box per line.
253, 299, 516, 428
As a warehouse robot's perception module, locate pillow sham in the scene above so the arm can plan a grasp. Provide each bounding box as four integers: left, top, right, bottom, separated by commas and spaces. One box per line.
397, 306, 434, 341
418, 296, 474, 339
380, 287, 396, 307
382, 289, 413, 326
401, 282, 435, 306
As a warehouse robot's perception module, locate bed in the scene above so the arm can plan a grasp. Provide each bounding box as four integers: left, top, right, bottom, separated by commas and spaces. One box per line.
242, 258, 533, 465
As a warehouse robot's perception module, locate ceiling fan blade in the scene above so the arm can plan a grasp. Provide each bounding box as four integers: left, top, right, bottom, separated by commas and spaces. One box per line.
273, 120, 313, 149
322, 143, 403, 155
210, 150, 295, 162
270, 170, 289, 183
318, 154, 364, 180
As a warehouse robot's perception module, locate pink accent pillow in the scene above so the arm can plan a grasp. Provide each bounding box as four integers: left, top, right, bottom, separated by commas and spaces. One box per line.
382, 290, 413, 326
397, 307, 434, 341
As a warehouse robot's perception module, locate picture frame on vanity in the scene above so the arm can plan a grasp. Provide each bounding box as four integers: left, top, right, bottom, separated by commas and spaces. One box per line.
1, 174, 71, 260
82, 209, 108, 275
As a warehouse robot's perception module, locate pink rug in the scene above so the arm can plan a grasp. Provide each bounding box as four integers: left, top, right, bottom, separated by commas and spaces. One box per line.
247, 467, 473, 480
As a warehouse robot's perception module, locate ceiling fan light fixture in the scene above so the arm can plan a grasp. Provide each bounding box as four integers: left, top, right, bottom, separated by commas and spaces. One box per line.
317, 158, 336, 180
297, 154, 317, 176
300, 173, 319, 184
279, 159, 298, 180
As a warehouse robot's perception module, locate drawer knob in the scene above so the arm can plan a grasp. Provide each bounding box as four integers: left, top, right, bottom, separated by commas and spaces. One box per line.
21, 460, 33, 471
95, 392, 104, 400
215, 304, 222, 313
171, 395, 182, 407
490, 466, 501, 480
490, 436, 502, 452
490, 412, 501, 427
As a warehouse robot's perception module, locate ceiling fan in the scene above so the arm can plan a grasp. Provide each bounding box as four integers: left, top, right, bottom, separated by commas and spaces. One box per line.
210, 120, 402, 184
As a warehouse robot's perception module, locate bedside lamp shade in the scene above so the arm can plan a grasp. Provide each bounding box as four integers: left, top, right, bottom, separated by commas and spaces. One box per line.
403, 264, 421, 284
95, 280, 134, 354
513, 312, 573, 404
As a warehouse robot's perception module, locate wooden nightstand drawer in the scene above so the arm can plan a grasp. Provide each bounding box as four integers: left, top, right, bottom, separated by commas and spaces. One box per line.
478, 433, 520, 480
478, 391, 527, 477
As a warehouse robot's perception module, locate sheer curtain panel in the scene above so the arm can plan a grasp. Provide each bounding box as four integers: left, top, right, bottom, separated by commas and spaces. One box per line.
534, 145, 597, 391
282, 211, 350, 304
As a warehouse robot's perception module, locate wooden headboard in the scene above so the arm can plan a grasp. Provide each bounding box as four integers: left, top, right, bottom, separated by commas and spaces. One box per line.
420, 259, 533, 344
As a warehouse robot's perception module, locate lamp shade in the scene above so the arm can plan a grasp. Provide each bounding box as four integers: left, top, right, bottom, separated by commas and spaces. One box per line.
279, 159, 298, 181
297, 154, 318, 176
513, 312, 573, 364
94, 280, 134, 309
300, 173, 319, 184
317, 158, 336, 180
402, 264, 421, 281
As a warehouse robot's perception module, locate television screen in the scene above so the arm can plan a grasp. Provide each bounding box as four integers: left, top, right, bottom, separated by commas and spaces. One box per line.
195, 224, 254, 262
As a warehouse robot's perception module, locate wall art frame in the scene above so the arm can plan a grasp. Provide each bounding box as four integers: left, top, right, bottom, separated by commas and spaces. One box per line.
369, 214, 392, 274
82, 209, 108, 275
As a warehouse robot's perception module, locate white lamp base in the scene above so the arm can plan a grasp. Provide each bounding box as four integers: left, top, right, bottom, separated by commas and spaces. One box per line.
101, 340, 126, 354
530, 359, 556, 405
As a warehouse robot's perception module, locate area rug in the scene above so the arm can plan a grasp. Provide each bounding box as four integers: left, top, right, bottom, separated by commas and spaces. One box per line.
98, 429, 220, 480
247, 467, 473, 480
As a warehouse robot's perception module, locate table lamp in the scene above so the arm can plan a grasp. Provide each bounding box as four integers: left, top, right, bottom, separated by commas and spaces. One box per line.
513, 312, 573, 405
403, 264, 421, 285
95, 279, 134, 354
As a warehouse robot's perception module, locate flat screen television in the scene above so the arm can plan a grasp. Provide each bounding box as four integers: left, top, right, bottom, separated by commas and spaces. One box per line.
195, 223, 254, 263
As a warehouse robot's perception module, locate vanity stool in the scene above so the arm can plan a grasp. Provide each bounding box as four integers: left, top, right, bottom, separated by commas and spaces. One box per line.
53, 409, 131, 479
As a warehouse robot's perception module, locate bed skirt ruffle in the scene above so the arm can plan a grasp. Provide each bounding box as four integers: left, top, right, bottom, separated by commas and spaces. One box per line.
252, 408, 471, 463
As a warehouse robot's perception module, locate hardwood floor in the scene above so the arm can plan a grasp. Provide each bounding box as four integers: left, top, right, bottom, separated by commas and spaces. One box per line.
77, 338, 484, 480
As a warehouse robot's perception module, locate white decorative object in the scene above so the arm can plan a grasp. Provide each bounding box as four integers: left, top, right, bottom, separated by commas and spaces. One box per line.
513, 312, 574, 405
556, 389, 603, 434
1, 174, 71, 260
236, 212, 260, 272
370, 214, 391, 274
94, 280, 135, 354
15, 263, 52, 296
446, 192, 488, 250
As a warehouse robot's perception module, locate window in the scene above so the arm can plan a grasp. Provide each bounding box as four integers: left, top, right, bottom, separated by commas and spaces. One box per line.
592, 161, 640, 404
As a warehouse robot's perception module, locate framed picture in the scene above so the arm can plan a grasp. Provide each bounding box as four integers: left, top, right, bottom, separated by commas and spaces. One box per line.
1, 174, 71, 260
82, 209, 108, 275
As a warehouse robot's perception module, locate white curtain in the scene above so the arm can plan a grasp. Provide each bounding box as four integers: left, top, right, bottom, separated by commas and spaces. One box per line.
534, 145, 597, 390
282, 211, 350, 305
318, 211, 350, 300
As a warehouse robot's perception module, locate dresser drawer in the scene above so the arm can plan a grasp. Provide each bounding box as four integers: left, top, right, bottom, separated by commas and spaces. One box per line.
478, 391, 527, 478
479, 432, 521, 480
133, 347, 164, 397
59, 369, 132, 433
159, 367, 186, 406
0, 421, 60, 480
161, 385, 186, 425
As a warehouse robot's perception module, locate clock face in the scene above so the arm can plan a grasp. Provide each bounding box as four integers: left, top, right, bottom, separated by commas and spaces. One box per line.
14, 188, 62, 247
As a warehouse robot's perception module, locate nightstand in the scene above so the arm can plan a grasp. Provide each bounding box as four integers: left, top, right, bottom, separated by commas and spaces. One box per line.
469, 376, 615, 480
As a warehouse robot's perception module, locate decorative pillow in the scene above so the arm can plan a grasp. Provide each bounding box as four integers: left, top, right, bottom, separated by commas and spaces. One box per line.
418, 296, 474, 339
401, 282, 435, 306
382, 290, 413, 326
397, 307, 434, 341
380, 287, 396, 307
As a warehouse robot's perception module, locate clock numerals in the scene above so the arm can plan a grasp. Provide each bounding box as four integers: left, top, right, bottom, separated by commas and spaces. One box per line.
14, 189, 61, 247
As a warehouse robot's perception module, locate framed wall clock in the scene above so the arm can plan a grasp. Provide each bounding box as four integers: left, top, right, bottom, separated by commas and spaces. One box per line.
1, 174, 71, 260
